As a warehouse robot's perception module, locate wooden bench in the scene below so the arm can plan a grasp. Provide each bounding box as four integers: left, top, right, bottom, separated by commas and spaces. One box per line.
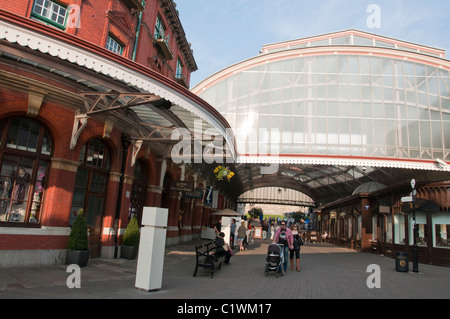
193, 241, 227, 278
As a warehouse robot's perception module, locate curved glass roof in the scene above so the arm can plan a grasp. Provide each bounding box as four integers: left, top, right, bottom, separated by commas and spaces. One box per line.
193, 30, 450, 170
261, 29, 445, 58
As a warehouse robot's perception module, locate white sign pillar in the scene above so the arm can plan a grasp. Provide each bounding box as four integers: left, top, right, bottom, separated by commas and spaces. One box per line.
135, 207, 168, 292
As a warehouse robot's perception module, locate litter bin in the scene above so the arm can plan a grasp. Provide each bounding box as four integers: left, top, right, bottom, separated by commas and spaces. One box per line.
395, 252, 409, 272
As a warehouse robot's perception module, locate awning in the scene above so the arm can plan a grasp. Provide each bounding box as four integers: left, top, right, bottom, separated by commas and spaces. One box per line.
401, 199, 440, 214
0, 13, 237, 165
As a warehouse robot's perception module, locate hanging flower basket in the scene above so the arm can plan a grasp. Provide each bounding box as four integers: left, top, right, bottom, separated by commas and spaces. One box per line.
214, 165, 234, 181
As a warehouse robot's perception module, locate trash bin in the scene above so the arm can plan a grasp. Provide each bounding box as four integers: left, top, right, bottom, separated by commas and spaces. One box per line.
395, 252, 409, 272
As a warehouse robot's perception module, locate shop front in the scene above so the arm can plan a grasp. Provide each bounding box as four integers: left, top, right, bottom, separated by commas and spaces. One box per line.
320, 183, 450, 266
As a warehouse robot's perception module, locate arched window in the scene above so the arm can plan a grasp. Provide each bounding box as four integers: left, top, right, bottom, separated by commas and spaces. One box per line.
71, 139, 110, 257
0, 117, 52, 225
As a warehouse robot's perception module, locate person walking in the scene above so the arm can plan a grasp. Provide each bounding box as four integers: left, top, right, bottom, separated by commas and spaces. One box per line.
237, 221, 247, 251
290, 224, 302, 271
272, 221, 294, 273
230, 219, 236, 248
269, 223, 274, 240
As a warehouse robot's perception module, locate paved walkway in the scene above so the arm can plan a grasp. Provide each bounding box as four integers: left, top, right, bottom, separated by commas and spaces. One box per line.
1, 239, 450, 299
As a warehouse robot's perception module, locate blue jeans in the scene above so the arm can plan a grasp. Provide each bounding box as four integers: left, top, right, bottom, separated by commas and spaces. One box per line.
282, 245, 289, 272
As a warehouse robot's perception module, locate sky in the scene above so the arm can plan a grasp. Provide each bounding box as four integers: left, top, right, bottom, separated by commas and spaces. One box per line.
175, 0, 450, 89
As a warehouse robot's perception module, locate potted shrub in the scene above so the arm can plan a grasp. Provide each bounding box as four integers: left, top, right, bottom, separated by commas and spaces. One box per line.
67, 209, 90, 267
121, 216, 140, 260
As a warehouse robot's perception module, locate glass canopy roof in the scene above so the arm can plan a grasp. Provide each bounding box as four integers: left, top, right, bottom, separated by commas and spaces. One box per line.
192, 30, 450, 204
2, 19, 450, 205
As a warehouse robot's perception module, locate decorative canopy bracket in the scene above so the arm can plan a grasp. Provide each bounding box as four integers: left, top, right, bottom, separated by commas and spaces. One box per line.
70, 114, 88, 149
80, 91, 161, 115
131, 139, 143, 167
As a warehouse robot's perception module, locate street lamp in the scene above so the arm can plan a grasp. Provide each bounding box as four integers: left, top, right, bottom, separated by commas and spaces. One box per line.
411, 179, 419, 273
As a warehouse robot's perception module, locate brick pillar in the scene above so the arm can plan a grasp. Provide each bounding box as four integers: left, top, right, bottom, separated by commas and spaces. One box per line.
147, 185, 162, 207
192, 199, 204, 239
100, 171, 121, 258
202, 205, 211, 227
43, 158, 79, 227
166, 192, 181, 245
180, 198, 195, 242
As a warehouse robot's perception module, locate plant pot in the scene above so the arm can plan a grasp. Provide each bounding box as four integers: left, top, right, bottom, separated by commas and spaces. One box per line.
67, 249, 91, 267
121, 245, 138, 260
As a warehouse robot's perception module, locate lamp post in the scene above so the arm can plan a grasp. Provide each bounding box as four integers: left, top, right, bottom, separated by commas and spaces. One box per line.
411, 179, 419, 273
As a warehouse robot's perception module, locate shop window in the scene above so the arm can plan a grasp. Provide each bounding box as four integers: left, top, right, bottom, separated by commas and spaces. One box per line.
382, 214, 393, 243
0, 117, 52, 225
342, 215, 348, 238
348, 216, 353, 238
394, 213, 406, 244
433, 213, 450, 248
409, 212, 428, 246
31, 0, 68, 29
357, 215, 362, 240
372, 215, 378, 241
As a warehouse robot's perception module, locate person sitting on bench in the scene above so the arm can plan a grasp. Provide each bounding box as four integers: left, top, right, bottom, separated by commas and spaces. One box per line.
214, 232, 232, 264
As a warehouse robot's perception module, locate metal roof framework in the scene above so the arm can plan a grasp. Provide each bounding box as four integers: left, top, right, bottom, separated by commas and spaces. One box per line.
0, 13, 236, 169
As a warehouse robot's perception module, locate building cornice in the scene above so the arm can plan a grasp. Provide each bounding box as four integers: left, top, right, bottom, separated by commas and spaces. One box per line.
159, 0, 198, 71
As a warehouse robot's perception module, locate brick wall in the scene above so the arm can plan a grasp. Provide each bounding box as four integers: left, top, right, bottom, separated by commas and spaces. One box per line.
0, 0, 194, 85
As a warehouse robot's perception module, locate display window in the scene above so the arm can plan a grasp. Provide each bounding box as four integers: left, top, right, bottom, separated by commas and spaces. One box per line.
380, 214, 393, 243
409, 212, 428, 246
0, 117, 52, 226
432, 213, 450, 248
394, 213, 406, 244
372, 215, 378, 241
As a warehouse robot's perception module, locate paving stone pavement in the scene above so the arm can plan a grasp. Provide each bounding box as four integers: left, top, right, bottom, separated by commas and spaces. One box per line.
1, 239, 450, 299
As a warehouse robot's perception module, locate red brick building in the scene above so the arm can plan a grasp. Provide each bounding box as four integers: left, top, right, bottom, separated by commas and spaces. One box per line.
0, 0, 234, 267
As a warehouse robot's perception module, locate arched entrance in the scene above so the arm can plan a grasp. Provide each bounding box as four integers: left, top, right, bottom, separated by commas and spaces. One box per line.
70, 139, 110, 258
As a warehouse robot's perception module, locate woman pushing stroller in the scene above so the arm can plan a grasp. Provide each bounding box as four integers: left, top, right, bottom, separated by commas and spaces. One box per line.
272, 221, 294, 273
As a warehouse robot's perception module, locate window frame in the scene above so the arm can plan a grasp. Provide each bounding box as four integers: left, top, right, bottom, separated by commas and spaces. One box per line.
106, 34, 124, 55
30, 0, 68, 30
0, 117, 53, 227
154, 15, 166, 40
175, 58, 184, 79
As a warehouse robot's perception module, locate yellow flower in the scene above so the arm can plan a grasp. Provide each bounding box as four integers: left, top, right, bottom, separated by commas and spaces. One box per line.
214, 165, 234, 181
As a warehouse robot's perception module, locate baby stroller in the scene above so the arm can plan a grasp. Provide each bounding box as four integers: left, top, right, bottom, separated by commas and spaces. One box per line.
265, 243, 285, 277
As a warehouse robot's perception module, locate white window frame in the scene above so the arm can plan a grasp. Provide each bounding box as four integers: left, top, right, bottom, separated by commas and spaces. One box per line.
106, 35, 124, 55
31, 0, 67, 29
